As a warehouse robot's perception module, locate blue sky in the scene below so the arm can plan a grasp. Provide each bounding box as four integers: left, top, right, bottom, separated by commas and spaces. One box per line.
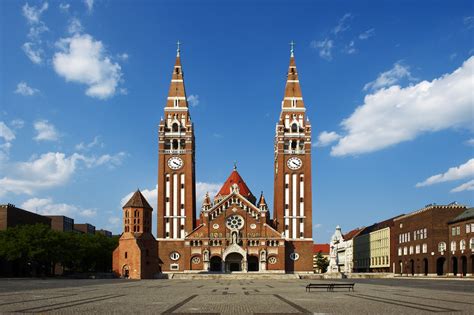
0, 0, 473, 243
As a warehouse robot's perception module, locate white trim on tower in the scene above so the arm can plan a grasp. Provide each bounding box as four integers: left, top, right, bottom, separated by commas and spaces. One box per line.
285, 173, 289, 238
292, 173, 297, 239
300, 174, 304, 238
180, 173, 185, 239
173, 173, 178, 239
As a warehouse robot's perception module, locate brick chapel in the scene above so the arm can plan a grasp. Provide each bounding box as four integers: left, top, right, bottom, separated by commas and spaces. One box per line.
113, 44, 315, 278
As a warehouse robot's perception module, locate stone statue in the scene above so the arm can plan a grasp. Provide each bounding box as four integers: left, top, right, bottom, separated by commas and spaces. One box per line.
231, 231, 238, 244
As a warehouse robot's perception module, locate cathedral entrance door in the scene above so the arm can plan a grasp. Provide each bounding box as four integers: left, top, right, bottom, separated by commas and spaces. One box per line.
248, 255, 259, 272
225, 253, 243, 272
210, 256, 222, 272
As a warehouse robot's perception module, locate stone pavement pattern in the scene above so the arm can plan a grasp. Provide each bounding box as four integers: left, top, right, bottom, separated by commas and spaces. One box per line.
0, 278, 473, 314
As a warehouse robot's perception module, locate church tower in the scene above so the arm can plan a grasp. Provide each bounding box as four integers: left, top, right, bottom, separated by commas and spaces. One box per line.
157, 43, 196, 240
273, 43, 313, 271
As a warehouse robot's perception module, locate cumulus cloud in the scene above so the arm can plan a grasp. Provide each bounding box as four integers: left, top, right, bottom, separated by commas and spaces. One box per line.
53, 34, 123, 99
0, 151, 127, 196
451, 179, 474, 193
21, 197, 96, 217
84, 0, 94, 12
314, 131, 341, 147
311, 38, 333, 60
34, 120, 60, 141
187, 94, 199, 107
15, 81, 39, 96
416, 159, 474, 187
359, 28, 375, 40
22, 42, 43, 64
328, 57, 474, 156
75, 136, 103, 151
363, 62, 416, 91
10, 119, 25, 129
0, 122, 15, 142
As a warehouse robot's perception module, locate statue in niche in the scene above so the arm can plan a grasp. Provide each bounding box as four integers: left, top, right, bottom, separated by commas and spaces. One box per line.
260, 250, 266, 262
203, 250, 209, 262
231, 230, 239, 244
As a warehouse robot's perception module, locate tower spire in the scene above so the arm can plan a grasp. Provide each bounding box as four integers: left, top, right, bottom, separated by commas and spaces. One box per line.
281, 44, 304, 110
289, 40, 295, 57
176, 40, 181, 57
166, 42, 188, 109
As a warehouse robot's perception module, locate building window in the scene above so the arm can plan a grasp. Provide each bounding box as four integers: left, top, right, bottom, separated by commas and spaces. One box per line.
460, 239, 466, 251
403, 247, 407, 255
452, 227, 456, 236
422, 243, 427, 253
467, 224, 471, 234
170, 252, 180, 261
125, 252, 128, 259
409, 246, 414, 255
450, 241, 456, 252
398, 248, 402, 256
438, 242, 446, 252
470, 238, 474, 249
456, 226, 460, 235
415, 245, 420, 254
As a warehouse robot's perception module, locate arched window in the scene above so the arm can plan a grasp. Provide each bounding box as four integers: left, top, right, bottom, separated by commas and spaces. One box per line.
172, 122, 179, 132
460, 239, 466, 251
438, 242, 446, 252
450, 241, 456, 251
125, 210, 129, 218
173, 139, 178, 149
291, 123, 298, 132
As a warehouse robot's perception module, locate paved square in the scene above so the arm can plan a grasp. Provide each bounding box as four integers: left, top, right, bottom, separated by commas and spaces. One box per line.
0, 278, 473, 314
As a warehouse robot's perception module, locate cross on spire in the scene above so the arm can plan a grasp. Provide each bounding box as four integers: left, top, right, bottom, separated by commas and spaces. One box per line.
176, 40, 181, 56
289, 40, 295, 57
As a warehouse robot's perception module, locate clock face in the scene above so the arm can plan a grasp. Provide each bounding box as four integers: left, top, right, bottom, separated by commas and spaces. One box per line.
168, 157, 184, 170
287, 157, 302, 170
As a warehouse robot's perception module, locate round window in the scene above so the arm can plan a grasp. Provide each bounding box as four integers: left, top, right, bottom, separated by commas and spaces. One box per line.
191, 256, 200, 264
226, 215, 244, 230
289, 252, 299, 261
170, 251, 180, 261
268, 256, 277, 264
213, 223, 219, 229
250, 223, 257, 230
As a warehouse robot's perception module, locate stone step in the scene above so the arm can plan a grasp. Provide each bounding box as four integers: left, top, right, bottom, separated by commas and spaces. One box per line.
167, 273, 300, 280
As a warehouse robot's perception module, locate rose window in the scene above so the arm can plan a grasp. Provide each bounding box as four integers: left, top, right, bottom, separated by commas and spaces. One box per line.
268, 257, 277, 264
226, 215, 244, 230
192, 256, 201, 264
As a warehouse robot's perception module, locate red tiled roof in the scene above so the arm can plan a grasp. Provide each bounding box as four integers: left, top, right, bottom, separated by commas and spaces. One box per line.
216, 169, 253, 199
313, 243, 330, 254
343, 228, 364, 240
123, 190, 152, 209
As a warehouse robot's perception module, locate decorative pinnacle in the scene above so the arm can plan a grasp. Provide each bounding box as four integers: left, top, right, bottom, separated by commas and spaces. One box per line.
176, 40, 181, 56
233, 161, 237, 170
289, 40, 295, 57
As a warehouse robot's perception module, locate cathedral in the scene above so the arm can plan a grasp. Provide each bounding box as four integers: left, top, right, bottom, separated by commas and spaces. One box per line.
113, 44, 315, 278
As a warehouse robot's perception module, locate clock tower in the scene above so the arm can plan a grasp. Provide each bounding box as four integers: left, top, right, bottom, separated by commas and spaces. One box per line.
157, 43, 196, 240
274, 44, 313, 244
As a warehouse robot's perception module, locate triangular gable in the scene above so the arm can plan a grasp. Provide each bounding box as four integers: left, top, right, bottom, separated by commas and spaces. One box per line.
207, 192, 262, 222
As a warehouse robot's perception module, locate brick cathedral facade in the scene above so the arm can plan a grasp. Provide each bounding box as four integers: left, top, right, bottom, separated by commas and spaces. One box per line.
113, 46, 315, 278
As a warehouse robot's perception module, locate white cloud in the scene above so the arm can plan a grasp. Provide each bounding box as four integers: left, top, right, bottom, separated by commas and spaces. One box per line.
0, 151, 127, 196
22, 42, 43, 64
75, 136, 103, 151
27, 22, 48, 40
108, 216, 121, 225
359, 28, 375, 40
363, 62, 416, 91
416, 159, 474, 187
22, 2, 48, 24
117, 53, 129, 61
464, 16, 474, 29
14, 81, 39, 96
329, 57, 474, 156
10, 119, 25, 129
451, 179, 474, 193
465, 138, 474, 146
68, 17, 83, 35
314, 223, 322, 229
311, 38, 333, 60
344, 40, 356, 54
0, 122, 15, 142
332, 13, 352, 35
59, 3, 70, 12
21, 197, 96, 217
84, 0, 94, 12
314, 131, 341, 147
53, 34, 123, 99
187, 94, 199, 107
34, 120, 59, 142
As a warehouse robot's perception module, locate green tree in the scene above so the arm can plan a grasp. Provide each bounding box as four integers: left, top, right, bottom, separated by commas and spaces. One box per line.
315, 251, 329, 273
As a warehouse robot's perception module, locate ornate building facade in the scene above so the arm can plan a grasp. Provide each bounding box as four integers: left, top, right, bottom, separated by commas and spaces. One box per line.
113, 45, 315, 278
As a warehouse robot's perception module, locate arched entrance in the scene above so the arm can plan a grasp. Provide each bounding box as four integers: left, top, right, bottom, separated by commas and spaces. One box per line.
452, 257, 458, 276
410, 259, 415, 276
210, 256, 222, 272
225, 253, 243, 272
461, 256, 467, 276
423, 258, 428, 276
436, 257, 445, 276
247, 255, 259, 272
122, 265, 130, 279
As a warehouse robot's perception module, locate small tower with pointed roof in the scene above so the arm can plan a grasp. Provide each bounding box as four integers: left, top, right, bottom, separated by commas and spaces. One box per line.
112, 189, 159, 279
258, 192, 268, 212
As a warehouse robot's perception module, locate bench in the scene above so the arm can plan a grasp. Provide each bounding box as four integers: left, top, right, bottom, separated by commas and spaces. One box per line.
305, 283, 355, 292
305, 283, 332, 292
329, 283, 355, 292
